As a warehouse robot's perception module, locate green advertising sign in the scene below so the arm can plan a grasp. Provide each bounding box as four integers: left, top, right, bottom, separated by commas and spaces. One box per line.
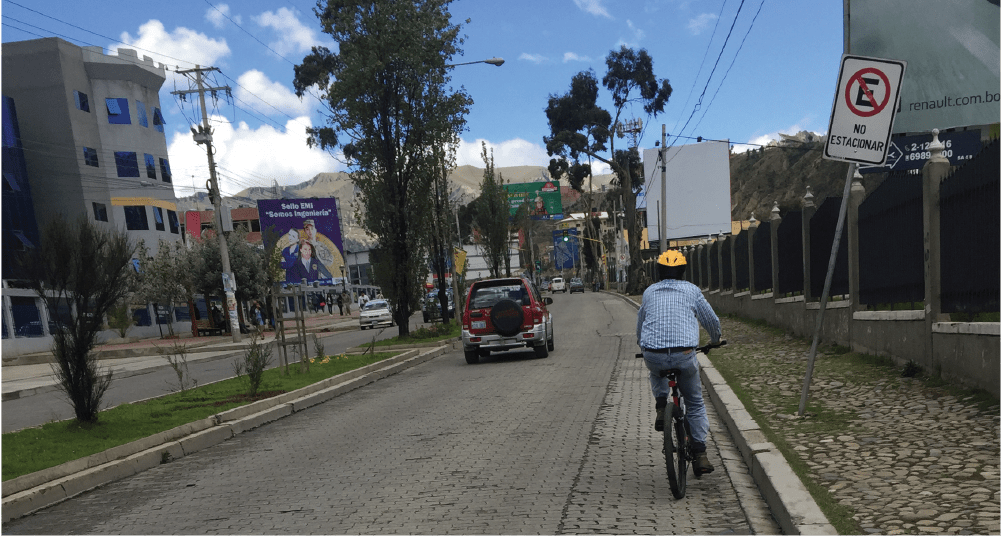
504, 180, 563, 220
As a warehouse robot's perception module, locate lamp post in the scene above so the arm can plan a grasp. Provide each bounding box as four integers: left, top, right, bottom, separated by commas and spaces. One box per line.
446, 57, 504, 68
339, 265, 345, 292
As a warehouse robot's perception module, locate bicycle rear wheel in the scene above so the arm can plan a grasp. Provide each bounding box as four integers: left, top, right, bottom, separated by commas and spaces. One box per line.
663, 403, 687, 499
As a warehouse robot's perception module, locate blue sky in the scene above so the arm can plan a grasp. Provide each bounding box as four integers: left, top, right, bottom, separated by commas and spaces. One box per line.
3, 0, 844, 197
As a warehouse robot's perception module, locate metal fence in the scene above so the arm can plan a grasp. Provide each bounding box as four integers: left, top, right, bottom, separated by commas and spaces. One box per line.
752, 221, 772, 292
809, 197, 849, 298
940, 138, 1000, 313
858, 171, 924, 305
733, 229, 749, 291
776, 210, 803, 295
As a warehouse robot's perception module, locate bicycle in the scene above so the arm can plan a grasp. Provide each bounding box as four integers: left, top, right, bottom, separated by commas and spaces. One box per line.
637, 339, 727, 499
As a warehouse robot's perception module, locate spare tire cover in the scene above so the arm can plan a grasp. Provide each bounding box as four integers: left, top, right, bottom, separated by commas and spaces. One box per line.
490, 299, 525, 337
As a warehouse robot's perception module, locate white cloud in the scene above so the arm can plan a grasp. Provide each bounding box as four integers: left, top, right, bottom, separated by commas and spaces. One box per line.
687, 13, 717, 35
167, 115, 343, 191
731, 121, 823, 153
563, 52, 592, 63
519, 53, 547, 64
206, 3, 240, 28
235, 70, 311, 118
456, 138, 550, 168
618, 19, 645, 48
117, 20, 230, 70
574, 0, 612, 18
254, 7, 325, 57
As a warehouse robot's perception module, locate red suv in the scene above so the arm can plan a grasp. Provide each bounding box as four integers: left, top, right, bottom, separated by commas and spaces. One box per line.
461, 277, 554, 364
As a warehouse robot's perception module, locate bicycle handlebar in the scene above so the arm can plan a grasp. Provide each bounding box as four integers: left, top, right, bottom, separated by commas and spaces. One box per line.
634, 340, 727, 358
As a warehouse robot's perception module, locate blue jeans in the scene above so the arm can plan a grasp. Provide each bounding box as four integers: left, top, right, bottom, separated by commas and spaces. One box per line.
642, 349, 709, 448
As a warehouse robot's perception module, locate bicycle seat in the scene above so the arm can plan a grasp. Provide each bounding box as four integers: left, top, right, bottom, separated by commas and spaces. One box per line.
658, 368, 682, 379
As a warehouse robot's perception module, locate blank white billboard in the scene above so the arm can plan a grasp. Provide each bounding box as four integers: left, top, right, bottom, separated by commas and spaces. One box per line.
641, 140, 731, 243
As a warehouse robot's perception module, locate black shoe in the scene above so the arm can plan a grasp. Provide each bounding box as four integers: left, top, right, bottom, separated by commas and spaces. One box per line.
693, 452, 714, 476
654, 406, 666, 432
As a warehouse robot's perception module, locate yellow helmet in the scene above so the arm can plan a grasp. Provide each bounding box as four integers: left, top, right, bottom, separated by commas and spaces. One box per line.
657, 249, 687, 267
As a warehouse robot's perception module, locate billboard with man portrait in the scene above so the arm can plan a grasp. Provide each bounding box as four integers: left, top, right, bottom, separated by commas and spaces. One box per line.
505, 180, 563, 220
257, 198, 345, 285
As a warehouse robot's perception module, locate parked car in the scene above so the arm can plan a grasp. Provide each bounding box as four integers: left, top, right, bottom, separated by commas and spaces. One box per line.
359, 299, 393, 330
550, 276, 566, 293
422, 288, 455, 323
569, 278, 585, 293
461, 276, 554, 364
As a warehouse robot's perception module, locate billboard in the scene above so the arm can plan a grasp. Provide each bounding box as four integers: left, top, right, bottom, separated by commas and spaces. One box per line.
848, 0, 1000, 133
257, 198, 345, 285
552, 228, 579, 270
641, 140, 731, 243
505, 180, 563, 220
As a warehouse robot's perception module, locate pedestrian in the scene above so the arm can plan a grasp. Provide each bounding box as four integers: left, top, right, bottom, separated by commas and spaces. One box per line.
336, 292, 344, 315
359, 292, 369, 309
342, 290, 352, 315
250, 301, 264, 328
636, 250, 723, 477
327, 290, 336, 314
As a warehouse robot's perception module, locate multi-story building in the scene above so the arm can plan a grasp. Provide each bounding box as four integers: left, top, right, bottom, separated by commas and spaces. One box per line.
2, 37, 181, 248
2, 38, 181, 356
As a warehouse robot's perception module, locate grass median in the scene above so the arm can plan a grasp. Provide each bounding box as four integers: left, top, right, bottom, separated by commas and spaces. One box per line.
3, 324, 460, 482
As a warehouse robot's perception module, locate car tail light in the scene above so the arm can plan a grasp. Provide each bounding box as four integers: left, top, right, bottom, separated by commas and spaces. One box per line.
522, 332, 534, 338
469, 337, 481, 343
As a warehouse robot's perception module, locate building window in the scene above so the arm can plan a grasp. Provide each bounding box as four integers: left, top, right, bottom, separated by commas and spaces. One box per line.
124, 205, 149, 230
234, 219, 261, 233
152, 107, 165, 133
83, 147, 99, 167
159, 157, 172, 183
153, 207, 165, 231
114, 151, 140, 177
136, 100, 148, 127
105, 98, 131, 125
74, 90, 90, 112
144, 153, 157, 179
167, 210, 180, 234
93, 202, 108, 222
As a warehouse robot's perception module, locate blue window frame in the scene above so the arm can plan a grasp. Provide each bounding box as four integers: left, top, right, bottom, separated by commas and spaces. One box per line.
83, 147, 99, 167
105, 98, 131, 125
114, 151, 140, 177
159, 157, 172, 183
144, 153, 157, 179
152, 107, 165, 133
167, 209, 180, 234
136, 100, 148, 127
124, 205, 148, 230
74, 90, 90, 112
132, 307, 152, 327
153, 206, 165, 231
92, 202, 108, 222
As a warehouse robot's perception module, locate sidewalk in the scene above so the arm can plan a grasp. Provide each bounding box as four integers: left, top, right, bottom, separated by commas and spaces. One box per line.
2, 310, 361, 402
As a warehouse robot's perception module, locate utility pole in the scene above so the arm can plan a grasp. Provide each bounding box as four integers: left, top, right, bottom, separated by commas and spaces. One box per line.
172, 66, 241, 342
660, 124, 667, 253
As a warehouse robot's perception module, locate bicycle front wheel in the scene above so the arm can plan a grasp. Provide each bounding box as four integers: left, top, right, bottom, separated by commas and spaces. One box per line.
663, 403, 687, 499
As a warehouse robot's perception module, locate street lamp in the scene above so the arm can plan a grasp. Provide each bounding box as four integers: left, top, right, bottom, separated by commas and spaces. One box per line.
339, 265, 345, 292
446, 57, 504, 68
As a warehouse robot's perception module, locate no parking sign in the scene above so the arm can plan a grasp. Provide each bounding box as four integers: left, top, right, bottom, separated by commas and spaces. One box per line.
823, 55, 906, 165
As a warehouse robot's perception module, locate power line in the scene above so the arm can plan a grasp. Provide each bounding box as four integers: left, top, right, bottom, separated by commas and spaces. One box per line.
669, 0, 730, 138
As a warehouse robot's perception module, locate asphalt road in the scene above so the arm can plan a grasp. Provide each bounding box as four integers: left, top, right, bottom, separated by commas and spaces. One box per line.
4, 292, 772, 534
2, 319, 407, 433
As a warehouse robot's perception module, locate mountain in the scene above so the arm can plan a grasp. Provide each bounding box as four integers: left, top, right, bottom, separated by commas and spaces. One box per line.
175, 148, 863, 249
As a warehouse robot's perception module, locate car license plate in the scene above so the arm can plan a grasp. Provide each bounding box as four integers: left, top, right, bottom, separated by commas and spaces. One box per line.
472, 321, 486, 329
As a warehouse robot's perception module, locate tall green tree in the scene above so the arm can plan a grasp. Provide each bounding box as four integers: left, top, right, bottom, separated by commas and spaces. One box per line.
293, 0, 471, 335
17, 215, 136, 423
544, 46, 672, 293
474, 142, 510, 278
192, 230, 269, 323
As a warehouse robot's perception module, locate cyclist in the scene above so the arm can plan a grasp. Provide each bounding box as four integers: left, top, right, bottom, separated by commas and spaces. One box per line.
636, 249, 722, 476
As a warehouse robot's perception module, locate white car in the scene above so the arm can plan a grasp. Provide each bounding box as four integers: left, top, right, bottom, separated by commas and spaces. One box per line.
550, 277, 566, 293
359, 299, 394, 330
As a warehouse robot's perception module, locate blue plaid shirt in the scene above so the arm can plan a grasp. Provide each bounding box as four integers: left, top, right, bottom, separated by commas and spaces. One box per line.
637, 278, 721, 350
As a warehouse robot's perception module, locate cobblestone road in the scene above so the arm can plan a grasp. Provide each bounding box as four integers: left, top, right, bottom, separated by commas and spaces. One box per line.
4, 294, 778, 535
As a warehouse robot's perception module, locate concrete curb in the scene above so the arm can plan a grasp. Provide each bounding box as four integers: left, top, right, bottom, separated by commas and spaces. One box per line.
2, 342, 460, 523
606, 291, 837, 535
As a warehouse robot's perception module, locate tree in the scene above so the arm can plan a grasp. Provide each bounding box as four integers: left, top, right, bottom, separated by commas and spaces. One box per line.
294, 0, 471, 336
473, 142, 510, 278
544, 46, 672, 294
191, 229, 269, 325
17, 215, 135, 423
134, 239, 193, 338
